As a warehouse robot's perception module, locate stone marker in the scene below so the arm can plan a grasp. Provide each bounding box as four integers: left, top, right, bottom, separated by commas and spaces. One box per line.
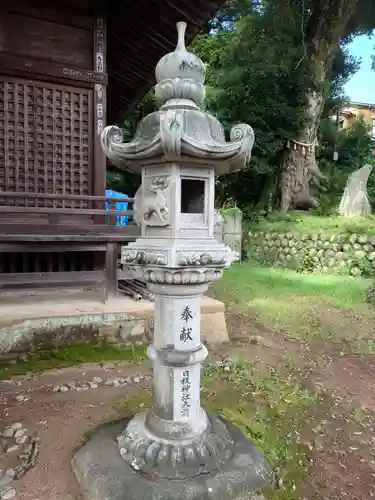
72, 21, 271, 500
339, 164, 372, 217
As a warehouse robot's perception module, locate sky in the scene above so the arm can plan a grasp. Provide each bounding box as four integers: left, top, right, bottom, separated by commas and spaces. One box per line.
345, 34, 375, 104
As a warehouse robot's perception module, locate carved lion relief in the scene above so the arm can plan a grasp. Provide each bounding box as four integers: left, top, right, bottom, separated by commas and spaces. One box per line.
134, 177, 170, 227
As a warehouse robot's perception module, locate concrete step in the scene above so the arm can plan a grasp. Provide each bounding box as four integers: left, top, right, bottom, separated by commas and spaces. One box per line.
0, 295, 228, 356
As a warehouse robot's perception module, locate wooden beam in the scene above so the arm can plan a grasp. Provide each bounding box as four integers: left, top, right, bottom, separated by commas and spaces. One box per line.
0, 52, 108, 86
0, 206, 132, 216
0, 233, 138, 242
0, 243, 108, 252
0, 191, 133, 202
0, 270, 106, 286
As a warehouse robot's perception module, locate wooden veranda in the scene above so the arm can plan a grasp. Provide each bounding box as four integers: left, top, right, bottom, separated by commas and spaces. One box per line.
0, 0, 221, 299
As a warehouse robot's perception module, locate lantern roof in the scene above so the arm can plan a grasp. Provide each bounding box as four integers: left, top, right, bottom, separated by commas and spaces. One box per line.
101, 22, 254, 176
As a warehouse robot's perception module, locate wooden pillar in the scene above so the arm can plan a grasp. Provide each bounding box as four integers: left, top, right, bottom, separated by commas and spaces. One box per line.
106, 242, 118, 298
93, 3, 116, 300
93, 3, 107, 206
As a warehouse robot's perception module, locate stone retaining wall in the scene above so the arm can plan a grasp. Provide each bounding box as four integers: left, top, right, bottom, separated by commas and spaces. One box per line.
247, 230, 375, 276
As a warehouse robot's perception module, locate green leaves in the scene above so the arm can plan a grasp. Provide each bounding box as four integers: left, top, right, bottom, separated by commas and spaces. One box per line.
201, 6, 311, 205
119, 0, 374, 206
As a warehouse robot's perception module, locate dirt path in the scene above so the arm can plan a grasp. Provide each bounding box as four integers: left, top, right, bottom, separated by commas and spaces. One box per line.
221, 311, 375, 500
1, 363, 152, 500
1, 312, 375, 499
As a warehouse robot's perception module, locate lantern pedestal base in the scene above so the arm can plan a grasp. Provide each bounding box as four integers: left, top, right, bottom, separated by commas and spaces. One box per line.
72, 414, 272, 500
116, 410, 235, 479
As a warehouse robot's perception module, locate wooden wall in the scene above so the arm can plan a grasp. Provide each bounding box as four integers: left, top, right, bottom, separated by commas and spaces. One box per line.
0, 5, 92, 68
0, 0, 94, 74
0, 0, 107, 225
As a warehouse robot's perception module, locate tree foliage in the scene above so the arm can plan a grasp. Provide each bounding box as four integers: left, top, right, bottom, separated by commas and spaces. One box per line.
324, 45, 361, 116
319, 117, 372, 171
203, 7, 314, 206
110, 0, 374, 208
273, 0, 375, 210
195, 1, 363, 208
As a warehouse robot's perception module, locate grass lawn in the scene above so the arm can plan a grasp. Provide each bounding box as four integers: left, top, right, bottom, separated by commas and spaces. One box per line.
2, 262, 375, 498
211, 262, 374, 348
207, 262, 375, 497
250, 211, 375, 235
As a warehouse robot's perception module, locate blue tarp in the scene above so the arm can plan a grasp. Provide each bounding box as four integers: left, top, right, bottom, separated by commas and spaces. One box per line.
105, 189, 129, 226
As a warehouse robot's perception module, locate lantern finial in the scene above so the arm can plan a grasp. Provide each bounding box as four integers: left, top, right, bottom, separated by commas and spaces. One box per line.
154, 22, 206, 106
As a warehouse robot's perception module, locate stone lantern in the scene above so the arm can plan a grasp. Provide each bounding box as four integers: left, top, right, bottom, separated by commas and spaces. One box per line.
72, 21, 271, 500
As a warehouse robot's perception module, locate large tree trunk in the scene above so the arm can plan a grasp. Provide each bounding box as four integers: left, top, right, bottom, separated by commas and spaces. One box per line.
279, 86, 327, 211
278, 0, 358, 211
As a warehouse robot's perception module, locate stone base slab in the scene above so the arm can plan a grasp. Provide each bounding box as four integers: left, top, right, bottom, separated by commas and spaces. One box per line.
0, 295, 228, 356
72, 416, 271, 500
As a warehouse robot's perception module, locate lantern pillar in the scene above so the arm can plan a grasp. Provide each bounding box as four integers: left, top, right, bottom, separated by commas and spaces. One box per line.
72, 21, 271, 500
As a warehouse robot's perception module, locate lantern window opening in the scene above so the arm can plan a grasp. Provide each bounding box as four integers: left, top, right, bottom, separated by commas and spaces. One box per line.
180, 177, 205, 215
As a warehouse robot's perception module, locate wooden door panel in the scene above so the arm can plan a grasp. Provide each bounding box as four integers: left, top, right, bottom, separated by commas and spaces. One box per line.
0, 76, 93, 210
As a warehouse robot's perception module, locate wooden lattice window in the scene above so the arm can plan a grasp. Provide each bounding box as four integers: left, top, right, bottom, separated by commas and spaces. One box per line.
0, 77, 93, 208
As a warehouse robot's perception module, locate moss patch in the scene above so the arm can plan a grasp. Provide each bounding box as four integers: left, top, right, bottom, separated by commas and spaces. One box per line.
220, 207, 242, 215
0, 342, 147, 380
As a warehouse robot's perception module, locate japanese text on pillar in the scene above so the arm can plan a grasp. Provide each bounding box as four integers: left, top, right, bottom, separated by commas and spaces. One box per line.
180, 370, 191, 418
180, 305, 193, 343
